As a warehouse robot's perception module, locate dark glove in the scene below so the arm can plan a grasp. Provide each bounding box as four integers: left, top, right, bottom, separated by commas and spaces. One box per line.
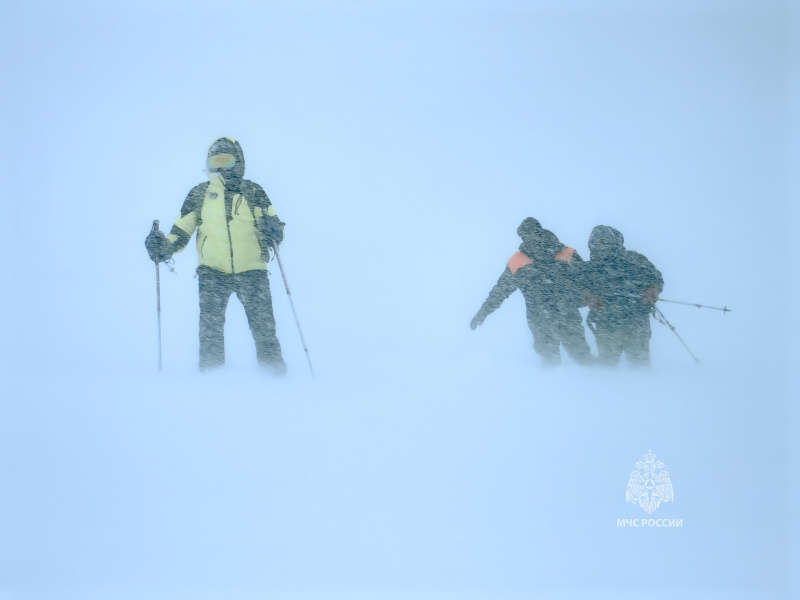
470, 310, 488, 330
145, 229, 173, 263
642, 287, 660, 305
257, 216, 284, 248
583, 292, 605, 312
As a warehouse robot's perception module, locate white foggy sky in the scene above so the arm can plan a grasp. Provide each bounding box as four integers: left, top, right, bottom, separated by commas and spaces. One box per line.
1, 1, 798, 599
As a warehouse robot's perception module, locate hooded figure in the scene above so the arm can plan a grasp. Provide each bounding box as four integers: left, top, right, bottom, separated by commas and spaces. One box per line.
145, 137, 287, 373
470, 218, 594, 366
577, 225, 663, 366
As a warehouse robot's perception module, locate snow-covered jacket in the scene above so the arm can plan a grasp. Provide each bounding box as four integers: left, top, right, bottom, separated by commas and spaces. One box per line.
577, 227, 663, 322
477, 233, 584, 320
578, 250, 663, 319
166, 138, 284, 274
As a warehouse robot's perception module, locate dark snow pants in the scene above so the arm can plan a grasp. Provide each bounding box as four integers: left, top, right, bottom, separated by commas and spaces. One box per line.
526, 304, 594, 366
587, 311, 651, 367
197, 266, 283, 370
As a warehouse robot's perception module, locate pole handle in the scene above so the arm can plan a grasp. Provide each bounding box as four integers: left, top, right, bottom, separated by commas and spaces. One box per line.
152, 219, 160, 232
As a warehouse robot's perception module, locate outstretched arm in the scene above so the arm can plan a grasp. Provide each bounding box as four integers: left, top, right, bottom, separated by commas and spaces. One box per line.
144, 184, 205, 263
471, 266, 517, 329
165, 184, 206, 255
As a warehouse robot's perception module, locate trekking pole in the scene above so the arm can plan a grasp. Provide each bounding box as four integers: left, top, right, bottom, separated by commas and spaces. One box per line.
657, 298, 731, 313
652, 305, 700, 363
272, 243, 315, 379
614, 292, 731, 314
152, 220, 162, 371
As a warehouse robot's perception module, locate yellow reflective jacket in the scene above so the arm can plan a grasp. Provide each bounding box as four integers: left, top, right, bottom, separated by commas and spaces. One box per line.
166, 139, 284, 274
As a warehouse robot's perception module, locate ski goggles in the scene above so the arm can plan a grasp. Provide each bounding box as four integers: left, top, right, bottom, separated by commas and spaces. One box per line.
207, 153, 237, 171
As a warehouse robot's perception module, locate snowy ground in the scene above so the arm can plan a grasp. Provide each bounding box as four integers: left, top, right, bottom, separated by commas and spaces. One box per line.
1, 347, 793, 600
1, 245, 795, 599
2, 1, 798, 599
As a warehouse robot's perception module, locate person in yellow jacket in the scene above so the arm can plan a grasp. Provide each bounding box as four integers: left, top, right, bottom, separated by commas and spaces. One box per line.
145, 137, 286, 373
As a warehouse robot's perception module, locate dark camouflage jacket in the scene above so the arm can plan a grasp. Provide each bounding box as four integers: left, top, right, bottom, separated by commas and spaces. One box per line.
478, 231, 585, 319
577, 250, 664, 321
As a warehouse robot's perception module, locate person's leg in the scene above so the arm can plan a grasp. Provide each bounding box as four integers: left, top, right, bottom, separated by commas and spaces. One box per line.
528, 307, 561, 366
235, 270, 285, 371
624, 317, 652, 367
588, 313, 624, 366
198, 267, 233, 370
555, 306, 596, 365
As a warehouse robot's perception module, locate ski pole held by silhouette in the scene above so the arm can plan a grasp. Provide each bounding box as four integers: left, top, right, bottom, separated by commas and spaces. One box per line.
613, 292, 731, 314
657, 297, 731, 313
152, 220, 162, 371
272, 243, 315, 379
652, 305, 700, 363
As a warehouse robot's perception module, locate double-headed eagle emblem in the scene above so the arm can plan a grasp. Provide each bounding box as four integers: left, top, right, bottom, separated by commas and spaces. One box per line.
626, 451, 674, 514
